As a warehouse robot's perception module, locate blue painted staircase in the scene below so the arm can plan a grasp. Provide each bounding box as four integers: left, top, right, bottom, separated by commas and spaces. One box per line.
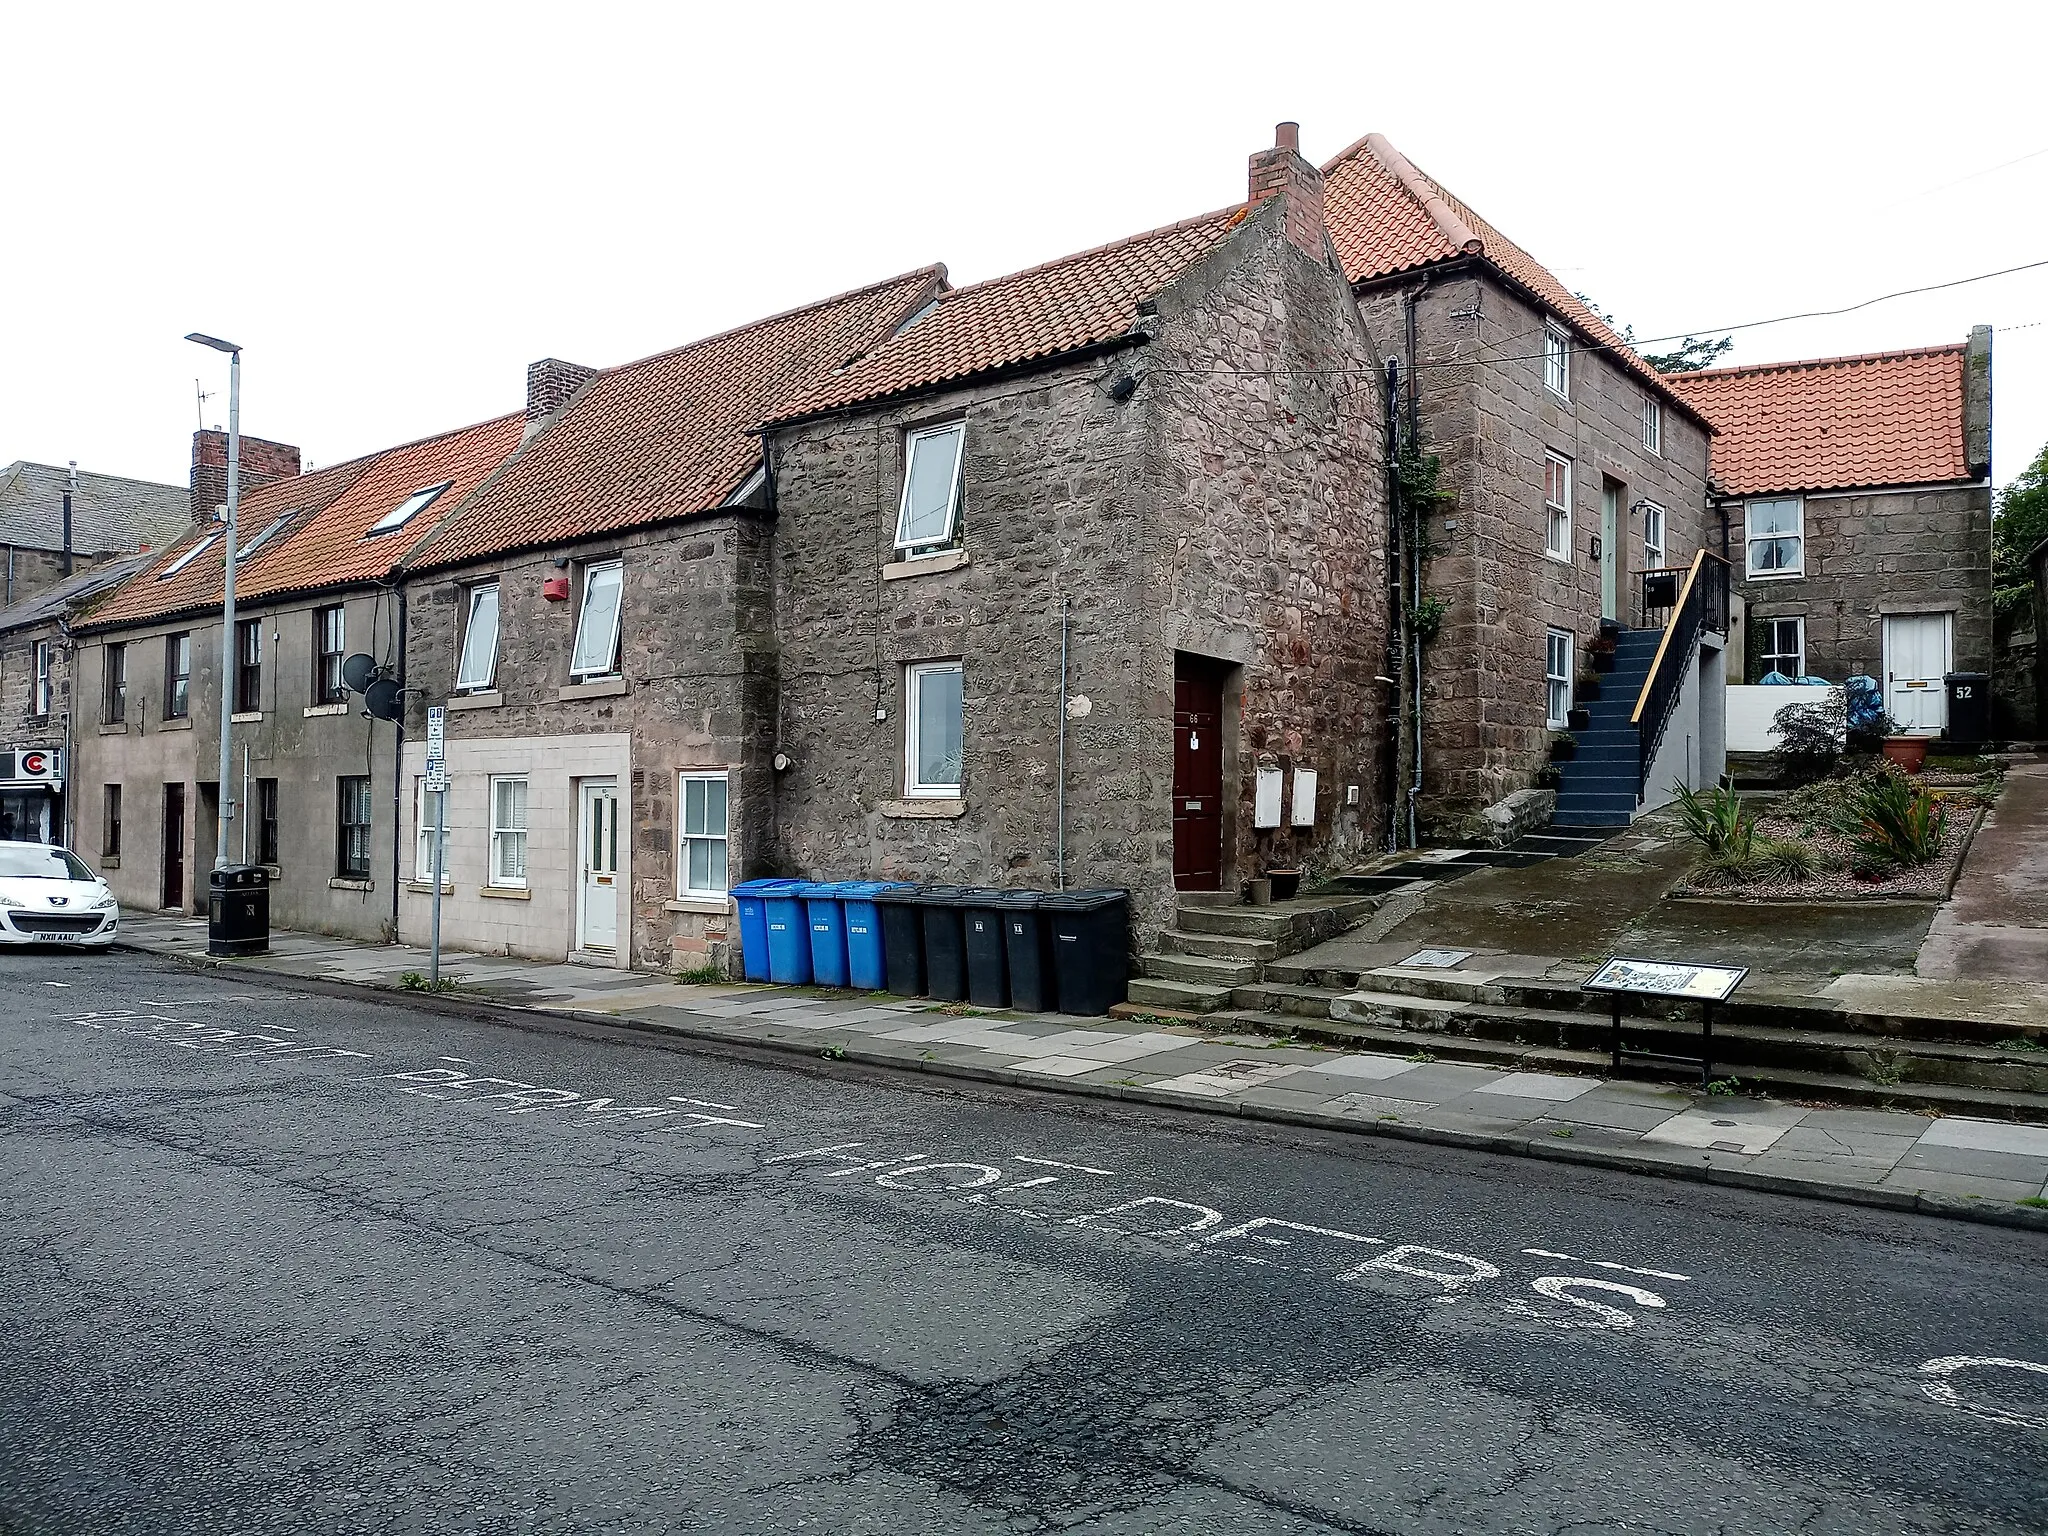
1552, 627, 1659, 827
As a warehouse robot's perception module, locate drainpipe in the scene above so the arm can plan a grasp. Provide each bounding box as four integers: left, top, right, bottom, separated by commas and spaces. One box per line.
1381, 358, 1402, 853
1056, 592, 1069, 891
58, 617, 74, 848
62, 463, 76, 578
389, 580, 408, 942
1402, 282, 1429, 850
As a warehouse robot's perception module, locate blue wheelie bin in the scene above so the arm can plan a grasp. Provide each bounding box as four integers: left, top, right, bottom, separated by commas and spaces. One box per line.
763, 881, 816, 985
840, 882, 911, 991
804, 881, 857, 988
731, 879, 796, 983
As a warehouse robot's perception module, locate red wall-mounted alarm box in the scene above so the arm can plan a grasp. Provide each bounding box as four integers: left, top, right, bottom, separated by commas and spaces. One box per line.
542, 573, 571, 602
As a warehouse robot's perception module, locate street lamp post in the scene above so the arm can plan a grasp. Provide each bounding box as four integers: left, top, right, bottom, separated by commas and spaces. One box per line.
185, 332, 241, 872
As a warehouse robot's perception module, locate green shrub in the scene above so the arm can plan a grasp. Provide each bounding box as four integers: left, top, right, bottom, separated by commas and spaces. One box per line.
1769, 694, 1847, 785
1673, 783, 1755, 860
1753, 837, 1821, 881
675, 964, 724, 985
1850, 773, 1947, 869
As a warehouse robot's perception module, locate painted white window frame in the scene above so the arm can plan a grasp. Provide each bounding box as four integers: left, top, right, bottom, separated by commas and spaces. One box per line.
32, 640, 53, 716
1543, 452, 1573, 563
1641, 500, 1667, 570
1545, 629, 1573, 729
1745, 497, 1805, 579
904, 660, 965, 798
894, 422, 967, 551
1543, 322, 1570, 399
367, 481, 451, 537
456, 582, 501, 691
1759, 616, 1806, 679
488, 774, 529, 889
413, 776, 450, 883
570, 560, 624, 678
677, 770, 730, 897
1642, 397, 1662, 456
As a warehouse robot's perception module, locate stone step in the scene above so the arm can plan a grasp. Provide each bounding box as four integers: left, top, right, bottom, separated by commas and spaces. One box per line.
1140, 951, 1261, 986
1126, 976, 1234, 1014
1228, 980, 1352, 1018
1173, 895, 1377, 954
1161, 930, 1280, 963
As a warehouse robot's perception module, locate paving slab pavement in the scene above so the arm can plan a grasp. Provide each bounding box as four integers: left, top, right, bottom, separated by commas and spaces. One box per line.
115, 913, 2048, 1232
1919, 754, 2048, 983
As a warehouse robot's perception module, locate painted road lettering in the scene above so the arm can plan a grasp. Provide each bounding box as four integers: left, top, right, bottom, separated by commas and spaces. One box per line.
1919, 1357, 2048, 1429
381, 1067, 762, 1130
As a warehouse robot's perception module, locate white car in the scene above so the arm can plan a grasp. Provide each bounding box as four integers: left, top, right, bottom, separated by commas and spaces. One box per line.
0, 840, 119, 948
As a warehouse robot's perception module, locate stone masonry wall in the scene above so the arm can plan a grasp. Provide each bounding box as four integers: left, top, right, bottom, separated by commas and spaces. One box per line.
1354, 270, 1711, 824
766, 197, 1388, 946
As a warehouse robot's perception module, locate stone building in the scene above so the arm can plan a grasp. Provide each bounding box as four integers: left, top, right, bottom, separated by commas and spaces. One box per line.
0, 457, 195, 609
1667, 331, 1995, 734
1319, 134, 1724, 831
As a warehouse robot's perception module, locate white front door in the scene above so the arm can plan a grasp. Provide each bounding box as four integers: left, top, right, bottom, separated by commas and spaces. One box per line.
1883, 613, 1951, 734
577, 779, 621, 953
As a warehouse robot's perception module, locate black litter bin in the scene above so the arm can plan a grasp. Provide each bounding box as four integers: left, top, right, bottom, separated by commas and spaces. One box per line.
959, 888, 1011, 1009
1944, 672, 1991, 747
917, 886, 972, 1002
1042, 888, 1130, 1016
207, 864, 270, 958
996, 891, 1057, 1013
875, 885, 927, 996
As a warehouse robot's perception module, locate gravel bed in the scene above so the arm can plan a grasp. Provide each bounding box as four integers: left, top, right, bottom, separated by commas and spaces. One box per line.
1671, 804, 1982, 902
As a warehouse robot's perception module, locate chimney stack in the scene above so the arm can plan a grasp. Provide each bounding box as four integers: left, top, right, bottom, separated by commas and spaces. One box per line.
526, 358, 597, 429
190, 430, 302, 527
1247, 121, 1327, 258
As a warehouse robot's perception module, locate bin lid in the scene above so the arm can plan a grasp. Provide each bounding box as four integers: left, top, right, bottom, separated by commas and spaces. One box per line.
872, 883, 924, 904
1943, 672, 1990, 683
909, 884, 976, 904
209, 863, 270, 886
802, 880, 878, 898
731, 878, 800, 896
1039, 887, 1129, 911
956, 886, 1013, 906
988, 889, 1045, 909
835, 881, 910, 898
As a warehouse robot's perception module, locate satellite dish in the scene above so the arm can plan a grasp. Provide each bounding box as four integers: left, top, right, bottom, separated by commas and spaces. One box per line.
341, 653, 379, 694
363, 678, 404, 723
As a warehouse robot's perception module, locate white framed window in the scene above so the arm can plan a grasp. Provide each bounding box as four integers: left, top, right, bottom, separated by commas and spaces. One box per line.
367, 481, 451, 536
678, 771, 729, 897
1545, 629, 1573, 728
894, 422, 966, 551
456, 583, 500, 691
1543, 452, 1573, 562
1642, 397, 1662, 456
1543, 322, 1570, 399
1759, 616, 1806, 679
570, 560, 624, 677
32, 640, 54, 716
157, 534, 218, 579
488, 775, 529, 888
413, 777, 450, 882
1745, 497, 1804, 579
1641, 500, 1666, 569
904, 661, 964, 797
236, 511, 295, 561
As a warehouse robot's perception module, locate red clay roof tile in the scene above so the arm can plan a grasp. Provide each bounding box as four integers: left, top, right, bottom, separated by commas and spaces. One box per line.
1663, 344, 1969, 496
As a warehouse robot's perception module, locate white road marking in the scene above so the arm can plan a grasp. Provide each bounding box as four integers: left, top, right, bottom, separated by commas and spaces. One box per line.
1919, 1356, 2048, 1429
1525, 1277, 1668, 1330
1013, 1155, 1114, 1176
1522, 1248, 1691, 1282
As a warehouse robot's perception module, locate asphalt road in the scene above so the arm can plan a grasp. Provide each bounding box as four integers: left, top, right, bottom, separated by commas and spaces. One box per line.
2, 948, 2043, 1536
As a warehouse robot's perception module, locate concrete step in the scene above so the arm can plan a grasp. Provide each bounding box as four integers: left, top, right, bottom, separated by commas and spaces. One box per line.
1161, 930, 1280, 963
1126, 976, 1234, 1014
1140, 951, 1261, 987
1228, 980, 1352, 1018
1552, 810, 1635, 827
1174, 895, 1377, 955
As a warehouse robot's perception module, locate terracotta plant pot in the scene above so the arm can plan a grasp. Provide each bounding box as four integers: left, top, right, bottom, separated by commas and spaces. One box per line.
1267, 869, 1302, 901
1881, 736, 1930, 774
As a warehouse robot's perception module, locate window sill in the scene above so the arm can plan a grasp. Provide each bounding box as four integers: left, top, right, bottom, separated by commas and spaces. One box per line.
448, 691, 502, 711
882, 548, 969, 581
158, 716, 193, 731
329, 877, 373, 892
405, 880, 455, 895
1541, 551, 1572, 566
557, 676, 627, 701
97, 722, 129, 735
101, 856, 120, 870
231, 711, 264, 724
881, 797, 967, 819
1746, 571, 1805, 583
481, 884, 531, 900
305, 702, 350, 717
665, 895, 730, 915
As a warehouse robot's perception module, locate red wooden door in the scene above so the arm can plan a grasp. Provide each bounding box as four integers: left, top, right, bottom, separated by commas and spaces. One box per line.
1173, 661, 1223, 891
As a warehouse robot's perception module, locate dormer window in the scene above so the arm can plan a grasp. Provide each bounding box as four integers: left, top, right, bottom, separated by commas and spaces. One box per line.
894, 422, 965, 551
157, 535, 219, 579
367, 481, 451, 536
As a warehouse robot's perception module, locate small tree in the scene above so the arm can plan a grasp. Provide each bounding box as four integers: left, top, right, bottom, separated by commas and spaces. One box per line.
1992, 439, 2048, 619
1570, 292, 1733, 372
1770, 694, 1846, 785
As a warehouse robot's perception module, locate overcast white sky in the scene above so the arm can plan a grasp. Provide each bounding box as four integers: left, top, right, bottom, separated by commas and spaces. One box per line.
9, 1, 2046, 494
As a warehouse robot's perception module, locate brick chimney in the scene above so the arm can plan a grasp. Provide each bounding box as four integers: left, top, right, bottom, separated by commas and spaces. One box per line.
526, 358, 596, 425
190, 430, 303, 527
1247, 121, 1327, 259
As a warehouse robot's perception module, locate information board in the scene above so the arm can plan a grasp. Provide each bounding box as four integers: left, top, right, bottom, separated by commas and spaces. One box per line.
1584, 957, 1747, 1003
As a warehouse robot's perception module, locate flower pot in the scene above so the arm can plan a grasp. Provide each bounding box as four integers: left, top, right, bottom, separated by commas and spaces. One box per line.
1592, 651, 1618, 674
1267, 869, 1302, 901
1566, 708, 1591, 732
1244, 877, 1273, 906
1881, 736, 1929, 774
1575, 676, 1601, 701
1549, 738, 1578, 762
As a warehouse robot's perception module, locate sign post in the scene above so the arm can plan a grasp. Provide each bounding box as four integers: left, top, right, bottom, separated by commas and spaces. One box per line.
1584, 957, 1747, 1087
426, 707, 447, 985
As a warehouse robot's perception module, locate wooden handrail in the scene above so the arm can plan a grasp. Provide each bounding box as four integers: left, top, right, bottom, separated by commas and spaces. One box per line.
1631, 548, 1707, 726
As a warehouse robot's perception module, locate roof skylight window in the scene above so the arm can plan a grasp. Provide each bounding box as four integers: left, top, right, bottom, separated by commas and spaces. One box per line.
367, 481, 452, 536
157, 534, 220, 579
236, 511, 297, 561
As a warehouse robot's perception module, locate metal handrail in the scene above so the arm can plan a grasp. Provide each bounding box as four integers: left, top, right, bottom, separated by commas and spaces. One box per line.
1630, 549, 1731, 793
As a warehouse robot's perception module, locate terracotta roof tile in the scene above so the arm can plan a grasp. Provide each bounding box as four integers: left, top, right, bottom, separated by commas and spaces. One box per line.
769, 212, 1241, 423
1320, 133, 1696, 414
408, 269, 945, 570
1664, 344, 1969, 496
